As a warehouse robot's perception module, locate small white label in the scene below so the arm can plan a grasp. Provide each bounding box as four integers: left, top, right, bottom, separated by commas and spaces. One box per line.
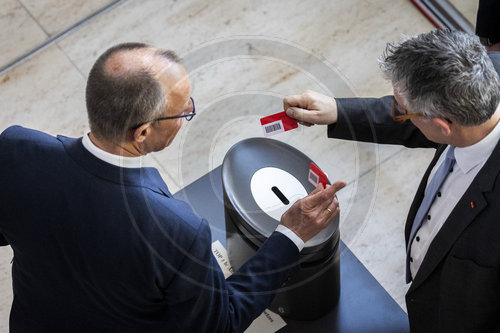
308, 169, 319, 187
262, 120, 284, 137
211, 241, 287, 332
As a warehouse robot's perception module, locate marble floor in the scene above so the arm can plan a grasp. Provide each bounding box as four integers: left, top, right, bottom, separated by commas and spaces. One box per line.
0, 0, 478, 331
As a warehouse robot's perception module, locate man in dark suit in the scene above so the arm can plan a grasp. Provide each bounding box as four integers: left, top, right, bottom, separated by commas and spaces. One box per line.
0, 43, 345, 332
284, 29, 500, 332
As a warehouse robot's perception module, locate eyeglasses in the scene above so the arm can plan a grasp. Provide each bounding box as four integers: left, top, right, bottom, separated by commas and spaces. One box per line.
392, 98, 424, 123
392, 97, 453, 124
131, 97, 196, 129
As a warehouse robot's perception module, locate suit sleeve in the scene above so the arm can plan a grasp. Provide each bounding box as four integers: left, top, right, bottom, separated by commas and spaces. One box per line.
328, 95, 438, 149
164, 220, 299, 333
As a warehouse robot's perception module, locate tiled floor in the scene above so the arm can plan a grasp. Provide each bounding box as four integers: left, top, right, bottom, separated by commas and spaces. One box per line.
0, 0, 477, 331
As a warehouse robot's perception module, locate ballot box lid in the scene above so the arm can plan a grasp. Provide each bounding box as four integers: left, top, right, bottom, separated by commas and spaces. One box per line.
221, 138, 339, 253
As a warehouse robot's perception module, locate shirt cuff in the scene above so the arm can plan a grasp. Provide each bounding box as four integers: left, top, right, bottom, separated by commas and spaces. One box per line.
275, 225, 305, 252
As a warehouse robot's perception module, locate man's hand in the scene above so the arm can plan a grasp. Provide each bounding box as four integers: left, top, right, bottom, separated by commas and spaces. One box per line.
280, 181, 346, 243
283, 90, 339, 126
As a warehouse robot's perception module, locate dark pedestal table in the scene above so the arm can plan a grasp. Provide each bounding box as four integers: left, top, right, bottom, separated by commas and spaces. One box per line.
174, 166, 410, 333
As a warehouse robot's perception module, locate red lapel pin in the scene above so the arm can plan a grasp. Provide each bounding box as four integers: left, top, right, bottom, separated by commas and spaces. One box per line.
470, 201, 475, 208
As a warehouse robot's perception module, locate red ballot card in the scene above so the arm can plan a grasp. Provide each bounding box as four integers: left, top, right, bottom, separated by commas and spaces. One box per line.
308, 162, 328, 188
260, 111, 298, 137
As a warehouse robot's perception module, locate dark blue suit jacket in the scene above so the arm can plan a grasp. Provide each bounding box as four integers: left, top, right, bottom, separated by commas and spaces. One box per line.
328, 52, 500, 332
0, 126, 299, 333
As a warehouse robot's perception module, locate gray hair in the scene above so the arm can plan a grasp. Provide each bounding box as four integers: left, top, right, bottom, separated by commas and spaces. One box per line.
85, 43, 181, 142
379, 29, 500, 126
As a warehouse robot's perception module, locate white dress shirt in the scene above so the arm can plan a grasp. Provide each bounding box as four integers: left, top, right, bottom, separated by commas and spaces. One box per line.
81, 132, 305, 251
410, 120, 500, 279
82, 131, 142, 168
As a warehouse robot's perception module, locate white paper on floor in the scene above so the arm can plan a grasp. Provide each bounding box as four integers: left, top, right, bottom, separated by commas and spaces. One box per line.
211, 240, 287, 333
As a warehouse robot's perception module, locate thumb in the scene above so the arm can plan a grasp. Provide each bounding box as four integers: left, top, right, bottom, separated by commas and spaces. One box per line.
325, 181, 346, 196
286, 107, 312, 123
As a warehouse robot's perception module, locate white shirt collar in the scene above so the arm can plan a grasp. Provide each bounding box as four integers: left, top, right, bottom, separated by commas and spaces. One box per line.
454, 119, 500, 174
81, 132, 143, 168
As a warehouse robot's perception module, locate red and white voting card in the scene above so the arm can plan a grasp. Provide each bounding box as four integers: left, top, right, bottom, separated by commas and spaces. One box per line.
260, 111, 298, 137
308, 162, 328, 188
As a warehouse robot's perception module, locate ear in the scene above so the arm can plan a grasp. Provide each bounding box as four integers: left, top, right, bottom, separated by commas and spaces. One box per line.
132, 123, 151, 143
432, 117, 452, 137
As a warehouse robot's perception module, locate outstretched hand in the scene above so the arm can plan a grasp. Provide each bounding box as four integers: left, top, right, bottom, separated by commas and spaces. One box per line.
280, 180, 346, 243
283, 90, 339, 126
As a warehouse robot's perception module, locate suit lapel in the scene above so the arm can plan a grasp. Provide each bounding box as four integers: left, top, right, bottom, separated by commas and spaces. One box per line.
408, 139, 500, 293
408, 185, 487, 292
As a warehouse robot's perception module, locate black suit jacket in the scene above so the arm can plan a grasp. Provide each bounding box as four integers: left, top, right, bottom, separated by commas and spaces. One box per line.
328, 52, 500, 332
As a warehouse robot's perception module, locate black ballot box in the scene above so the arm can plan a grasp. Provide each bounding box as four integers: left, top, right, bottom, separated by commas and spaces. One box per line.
174, 166, 410, 333
222, 138, 341, 320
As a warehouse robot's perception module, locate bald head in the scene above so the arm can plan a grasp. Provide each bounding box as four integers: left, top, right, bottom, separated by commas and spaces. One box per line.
104, 46, 179, 78
85, 43, 183, 142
